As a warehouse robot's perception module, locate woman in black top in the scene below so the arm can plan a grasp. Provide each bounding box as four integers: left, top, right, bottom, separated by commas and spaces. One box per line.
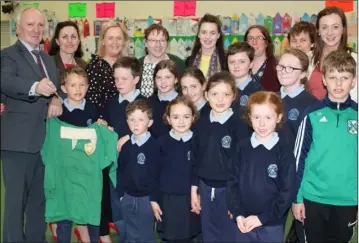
86, 21, 129, 116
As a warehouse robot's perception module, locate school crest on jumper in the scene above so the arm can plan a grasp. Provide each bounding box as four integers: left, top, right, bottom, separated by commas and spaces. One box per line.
240, 95, 249, 106
267, 164, 278, 178
221, 135, 232, 148
288, 108, 300, 121
137, 153, 146, 164
347, 120, 358, 134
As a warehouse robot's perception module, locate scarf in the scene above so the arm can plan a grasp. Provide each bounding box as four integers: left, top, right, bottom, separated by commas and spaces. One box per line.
192, 48, 221, 78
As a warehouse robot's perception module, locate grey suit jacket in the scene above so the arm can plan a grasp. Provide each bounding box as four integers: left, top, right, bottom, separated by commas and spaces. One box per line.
1, 40, 60, 153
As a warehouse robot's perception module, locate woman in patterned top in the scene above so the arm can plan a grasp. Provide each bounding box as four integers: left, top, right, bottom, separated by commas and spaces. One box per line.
244, 25, 280, 92
85, 20, 129, 243
86, 21, 129, 115
138, 24, 186, 98
185, 14, 226, 80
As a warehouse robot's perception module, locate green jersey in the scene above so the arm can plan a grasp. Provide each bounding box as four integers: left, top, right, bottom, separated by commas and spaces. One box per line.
41, 118, 118, 225
295, 97, 358, 206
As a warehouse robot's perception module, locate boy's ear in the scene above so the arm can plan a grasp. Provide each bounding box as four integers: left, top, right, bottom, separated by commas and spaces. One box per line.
60, 85, 68, 94
133, 76, 140, 85
350, 75, 357, 89
322, 74, 328, 87
148, 119, 154, 128
174, 78, 178, 84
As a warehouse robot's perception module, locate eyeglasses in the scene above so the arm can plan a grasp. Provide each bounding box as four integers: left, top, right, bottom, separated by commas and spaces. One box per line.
147, 39, 167, 46
246, 36, 266, 42
276, 64, 303, 74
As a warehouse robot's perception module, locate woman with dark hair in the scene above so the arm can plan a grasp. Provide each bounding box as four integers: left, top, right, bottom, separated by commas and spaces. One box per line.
244, 25, 280, 92
309, 6, 357, 101
47, 20, 88, 242
186, 14, 226, 79
48, 20, 87, 71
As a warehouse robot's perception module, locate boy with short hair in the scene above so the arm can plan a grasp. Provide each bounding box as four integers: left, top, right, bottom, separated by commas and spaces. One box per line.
293, 50, 358, 242
226, 41, 262, 116
103, 56, 147, 241
117, 99, 161, 243
104, 56, 147, 139
288, 21, 316, 78
41, 67, 118, 243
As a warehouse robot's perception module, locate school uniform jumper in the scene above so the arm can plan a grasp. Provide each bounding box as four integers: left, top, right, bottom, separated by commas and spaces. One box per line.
41, 100, 118, 243
148, 90, 178, 138
227, 133, 296, 242
231, 75, 262, 116
231, 76, 262, 132
191, 109, 249, 243
192, 99, 211, 132
117, 132, 161, 243
103, 89, 146, 241
153, 130, 201, 241
279, 86, 317, 147
294, 95, 358, 243
278, 86, 317, 243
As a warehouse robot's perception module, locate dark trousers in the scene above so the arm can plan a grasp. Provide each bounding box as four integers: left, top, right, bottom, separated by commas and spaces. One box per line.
100, 168, 112, 236
304, 198, 357, 243
121, 193, 155, 243
110, 181, 126, 243
295, 220, 306, 243
235, 225, 283, 242
1, 151, 46, 242
198, 180, 237, 243
57, 220, 99, 243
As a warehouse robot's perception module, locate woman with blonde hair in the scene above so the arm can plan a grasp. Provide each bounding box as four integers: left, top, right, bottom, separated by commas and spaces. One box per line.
86, 20, 129, 114
85, 20, 129, 243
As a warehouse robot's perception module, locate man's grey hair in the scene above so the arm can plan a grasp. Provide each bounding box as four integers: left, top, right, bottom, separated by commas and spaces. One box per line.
16, 7, 45, 34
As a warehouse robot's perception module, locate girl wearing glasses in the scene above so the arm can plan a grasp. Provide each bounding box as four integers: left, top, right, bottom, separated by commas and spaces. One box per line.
186, 14, 226, 80
138, 24, 185, 98
309, 6, 357, 101
244, 25, 280, 92
276, 48, 317, 154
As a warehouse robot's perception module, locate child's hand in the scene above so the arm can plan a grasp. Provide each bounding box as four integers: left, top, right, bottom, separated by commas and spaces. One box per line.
228, 211, 233, 220
191, 186, 201, 214
292, 203, 306, 222
236, 216, 246, 233
97, 118, 108, 127
117, 135, 130, 152
243, 215, 262, 232
150, 201, 162, 222
0, 103, 5, 115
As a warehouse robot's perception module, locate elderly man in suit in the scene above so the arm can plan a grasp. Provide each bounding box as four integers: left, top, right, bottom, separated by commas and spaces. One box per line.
1, 7, 62, 242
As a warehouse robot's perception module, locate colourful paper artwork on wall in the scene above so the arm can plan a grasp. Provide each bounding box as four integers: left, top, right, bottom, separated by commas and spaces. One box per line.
282, 13, 291, 34
22, 2, 39, 9
325, 0, 353, 12
273, 13, 282, 35
96, 2, 115, 18
173, 1, 196, 17
68, 3, 87, 18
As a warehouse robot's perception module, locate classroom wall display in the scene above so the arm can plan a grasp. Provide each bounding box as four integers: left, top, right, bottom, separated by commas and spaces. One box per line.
81, 11, 356, 60
21, 10, 356, 61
